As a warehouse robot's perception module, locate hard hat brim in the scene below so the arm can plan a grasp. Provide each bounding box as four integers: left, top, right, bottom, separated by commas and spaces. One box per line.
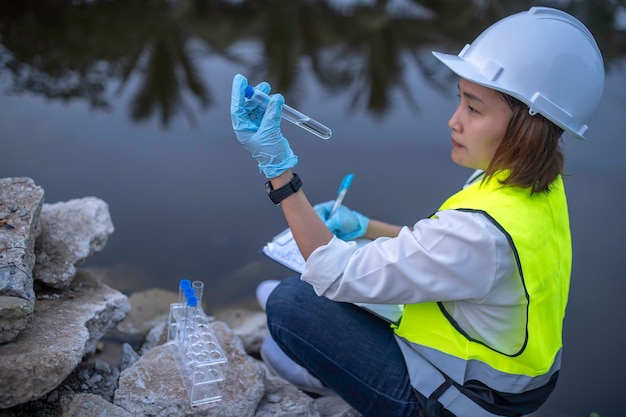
431, 51, 510, 96
431, 50, 587, 140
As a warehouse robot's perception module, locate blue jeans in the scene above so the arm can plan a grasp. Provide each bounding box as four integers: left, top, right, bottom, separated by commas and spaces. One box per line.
266, 276, 451, 417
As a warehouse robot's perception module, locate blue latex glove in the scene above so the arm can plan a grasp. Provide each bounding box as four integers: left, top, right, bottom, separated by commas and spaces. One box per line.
230, 74, 298, 179
314, 200, 369, 241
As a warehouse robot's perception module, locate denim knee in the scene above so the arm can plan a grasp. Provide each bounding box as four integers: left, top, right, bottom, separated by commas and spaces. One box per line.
265, 276, 311, 330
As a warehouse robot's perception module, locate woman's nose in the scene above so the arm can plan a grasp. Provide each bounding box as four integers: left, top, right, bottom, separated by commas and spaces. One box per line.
448, 107, 461, 132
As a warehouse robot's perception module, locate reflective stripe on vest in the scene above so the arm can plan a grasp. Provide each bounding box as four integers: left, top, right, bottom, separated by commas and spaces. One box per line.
395, 172, 571, 407
394, 340, 508, 417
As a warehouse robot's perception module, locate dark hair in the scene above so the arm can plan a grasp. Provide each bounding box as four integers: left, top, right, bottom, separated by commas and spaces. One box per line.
484, 93, 565, 194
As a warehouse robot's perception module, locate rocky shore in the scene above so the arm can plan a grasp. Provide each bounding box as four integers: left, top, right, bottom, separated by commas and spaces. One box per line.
0, 177, 360, 417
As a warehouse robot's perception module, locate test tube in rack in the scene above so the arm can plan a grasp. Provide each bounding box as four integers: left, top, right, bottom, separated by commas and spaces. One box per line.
168, 279, 227, 405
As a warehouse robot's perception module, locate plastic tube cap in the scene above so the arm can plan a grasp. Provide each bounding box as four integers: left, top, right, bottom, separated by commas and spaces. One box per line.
245, 85, 255, 99
187, 296, 198, 307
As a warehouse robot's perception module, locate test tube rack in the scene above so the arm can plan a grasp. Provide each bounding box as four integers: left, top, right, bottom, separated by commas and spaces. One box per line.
167, 284, 227, 406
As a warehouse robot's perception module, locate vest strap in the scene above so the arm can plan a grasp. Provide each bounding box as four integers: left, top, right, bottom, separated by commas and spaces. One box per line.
409, 348, 505, 417
423, 379, 452, 417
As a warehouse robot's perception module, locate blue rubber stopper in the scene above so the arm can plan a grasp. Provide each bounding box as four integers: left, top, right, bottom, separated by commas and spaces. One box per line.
187, 296, 198, 307
245, 85, 254, 99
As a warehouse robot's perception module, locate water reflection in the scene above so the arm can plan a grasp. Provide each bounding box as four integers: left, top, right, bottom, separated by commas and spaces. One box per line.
1, 0, 624, 127
1, 2, 625, 417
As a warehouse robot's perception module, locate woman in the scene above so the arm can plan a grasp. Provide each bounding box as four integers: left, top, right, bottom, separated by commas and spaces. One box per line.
230, 7, 604, 417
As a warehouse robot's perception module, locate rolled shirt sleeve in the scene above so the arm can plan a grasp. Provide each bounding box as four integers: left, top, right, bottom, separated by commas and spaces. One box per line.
301, 209, 505, 305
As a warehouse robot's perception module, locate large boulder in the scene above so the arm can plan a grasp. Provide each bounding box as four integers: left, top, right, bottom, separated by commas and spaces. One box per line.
0, 269, 129, 408
0, 177, 44, 343
114, 321, 266, 416
33, 197, 114, 289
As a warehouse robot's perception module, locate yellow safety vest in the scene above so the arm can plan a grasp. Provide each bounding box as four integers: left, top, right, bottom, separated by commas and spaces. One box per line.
395, 171, 571, 382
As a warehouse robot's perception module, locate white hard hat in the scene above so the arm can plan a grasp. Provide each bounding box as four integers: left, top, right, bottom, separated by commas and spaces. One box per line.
433, 7, 605, 139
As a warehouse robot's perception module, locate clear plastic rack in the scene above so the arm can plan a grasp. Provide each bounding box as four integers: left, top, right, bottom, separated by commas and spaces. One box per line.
167, 279, 227, 406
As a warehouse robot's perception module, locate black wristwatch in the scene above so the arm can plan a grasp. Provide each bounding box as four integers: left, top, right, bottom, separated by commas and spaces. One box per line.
266, 173, 302, 205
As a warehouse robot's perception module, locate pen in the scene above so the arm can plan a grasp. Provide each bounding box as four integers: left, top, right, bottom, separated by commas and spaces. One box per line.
330, 173, 355, 217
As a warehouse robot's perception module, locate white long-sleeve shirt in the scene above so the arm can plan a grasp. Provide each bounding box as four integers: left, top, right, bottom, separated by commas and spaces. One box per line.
301, 172, 527, 354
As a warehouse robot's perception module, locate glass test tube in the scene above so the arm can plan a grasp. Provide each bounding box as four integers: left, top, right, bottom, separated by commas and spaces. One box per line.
184, 295, 198, 342
245, 85, 332, 140
192, 281, 204, 305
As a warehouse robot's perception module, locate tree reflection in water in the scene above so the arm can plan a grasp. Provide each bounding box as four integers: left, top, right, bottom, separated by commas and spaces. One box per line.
0, 0, 624, 128
1, 3, 625, 417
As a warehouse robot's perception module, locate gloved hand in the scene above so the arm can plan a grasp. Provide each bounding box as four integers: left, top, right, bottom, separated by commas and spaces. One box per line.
314, 201, 369, 241
230, 74, 298, 179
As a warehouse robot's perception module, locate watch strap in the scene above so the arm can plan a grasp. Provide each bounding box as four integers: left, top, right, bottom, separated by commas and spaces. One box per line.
266, 173, 302, 204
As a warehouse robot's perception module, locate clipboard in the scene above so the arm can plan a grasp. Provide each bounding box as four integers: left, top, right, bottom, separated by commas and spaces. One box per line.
262, 228, 404, 323
262, 228, 306, 274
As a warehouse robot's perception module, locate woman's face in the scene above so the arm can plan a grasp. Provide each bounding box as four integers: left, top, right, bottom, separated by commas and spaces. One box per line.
448, 78, 513, 170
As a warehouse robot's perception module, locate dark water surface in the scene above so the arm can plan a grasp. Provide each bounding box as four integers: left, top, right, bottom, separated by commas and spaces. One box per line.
1, 1, 625, 416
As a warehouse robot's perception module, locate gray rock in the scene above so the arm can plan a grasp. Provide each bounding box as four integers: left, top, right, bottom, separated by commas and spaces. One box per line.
0, 177, 44, 343
314, 396, 362, 417
114, 321, 265, 417
139, 318, 168, 355
254, 359, 320, 417
0, 296, 34, 344
116, 287, 177, 335
119, 343, 140, 372
0, 269, 129, 408
33, 197, 114, 289
215, 308, 269, 355
59, 393, 133, 417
